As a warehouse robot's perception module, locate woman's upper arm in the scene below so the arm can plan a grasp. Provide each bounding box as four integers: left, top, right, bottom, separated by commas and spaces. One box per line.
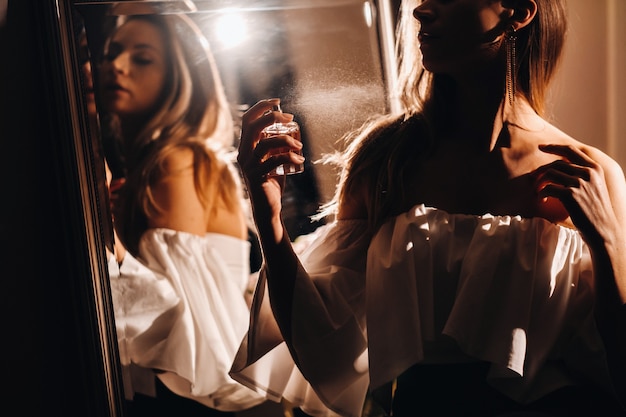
586, 145, 626, 228
148, 147, 208, 235
604, 156, 626, 226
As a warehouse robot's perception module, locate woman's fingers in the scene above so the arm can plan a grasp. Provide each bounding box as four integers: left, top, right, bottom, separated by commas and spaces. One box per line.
242, 98, 281, 120
535, 159, 589, 190
539, 144, 597, 168
239, 99, 278, 155
536, 143, 616, 246
535, 144, 598, 192
240, 98, 294, 147
240, 134, 303, 179
238, 99, 301, 180
253, 134, 303, 159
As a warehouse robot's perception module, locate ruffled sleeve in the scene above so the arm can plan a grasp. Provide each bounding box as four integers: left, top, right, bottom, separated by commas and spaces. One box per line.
230, 220, 371, 417
114, 229, 265, 411
109, 251, 181, 400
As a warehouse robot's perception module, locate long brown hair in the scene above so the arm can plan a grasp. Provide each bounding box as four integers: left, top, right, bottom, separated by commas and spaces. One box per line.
108, 14, 239, 256
320, 0, 568, 232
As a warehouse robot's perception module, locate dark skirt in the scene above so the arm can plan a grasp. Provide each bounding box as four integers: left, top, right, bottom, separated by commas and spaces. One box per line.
376, 362, 626, 417
124, 377, 235, 417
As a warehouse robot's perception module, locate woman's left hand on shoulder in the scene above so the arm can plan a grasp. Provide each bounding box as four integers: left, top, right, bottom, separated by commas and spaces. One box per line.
536, 144, 626, 246
536, 143, 626, 302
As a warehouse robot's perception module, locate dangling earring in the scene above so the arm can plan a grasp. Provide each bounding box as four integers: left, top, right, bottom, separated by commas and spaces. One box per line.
505, 25, 517, 106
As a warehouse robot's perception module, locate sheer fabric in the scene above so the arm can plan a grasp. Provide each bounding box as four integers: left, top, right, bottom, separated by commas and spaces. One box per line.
110, 229, 265, 411
230, 205, 611, 417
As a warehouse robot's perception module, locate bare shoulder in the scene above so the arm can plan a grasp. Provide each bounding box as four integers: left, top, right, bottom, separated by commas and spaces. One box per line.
547, 123, 624, 178
157, 143, 219, 184
582, 144, 626, 183
147, 148, 208, 233
160, 145, 196, 176
541, 122, 626, 194
581, 142, 626, 197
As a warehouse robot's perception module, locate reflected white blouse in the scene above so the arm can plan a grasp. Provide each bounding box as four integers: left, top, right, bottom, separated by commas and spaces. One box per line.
109, 229, 265, 412
230, 204, 611, 417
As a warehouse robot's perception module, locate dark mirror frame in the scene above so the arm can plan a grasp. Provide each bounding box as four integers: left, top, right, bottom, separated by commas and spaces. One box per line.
3, 0, 124, 415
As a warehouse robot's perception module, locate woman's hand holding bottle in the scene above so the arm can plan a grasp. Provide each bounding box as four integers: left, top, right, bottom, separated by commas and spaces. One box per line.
237, 98, 305, 243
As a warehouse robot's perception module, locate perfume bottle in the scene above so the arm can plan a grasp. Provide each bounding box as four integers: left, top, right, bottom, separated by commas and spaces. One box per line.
261, 104, 304, 176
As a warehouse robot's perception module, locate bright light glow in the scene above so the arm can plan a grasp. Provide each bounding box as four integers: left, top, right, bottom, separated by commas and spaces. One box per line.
363, 1, 373, 28
214, 10, 248, 49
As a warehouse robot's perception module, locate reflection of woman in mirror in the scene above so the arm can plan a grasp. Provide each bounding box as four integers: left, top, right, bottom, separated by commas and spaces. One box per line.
98, 13, 283, 417
233, 0, 626, 416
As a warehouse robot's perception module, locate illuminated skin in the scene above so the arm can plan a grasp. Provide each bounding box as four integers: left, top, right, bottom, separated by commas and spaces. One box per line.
100, 19, 167, 129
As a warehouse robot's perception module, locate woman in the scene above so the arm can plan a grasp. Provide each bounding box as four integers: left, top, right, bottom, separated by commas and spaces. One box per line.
99, 12, 283, 417
232, 0, 626, 416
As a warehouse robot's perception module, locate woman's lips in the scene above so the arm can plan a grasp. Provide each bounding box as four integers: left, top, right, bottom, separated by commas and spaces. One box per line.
418, 31, 439, 44
105, 83, 126, 92
103, 83, 129, 98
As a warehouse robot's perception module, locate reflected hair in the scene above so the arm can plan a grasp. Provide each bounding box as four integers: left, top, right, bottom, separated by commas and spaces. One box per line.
319, 0, 568, 232
107, 13, 240, 255
105, 13, 235, 156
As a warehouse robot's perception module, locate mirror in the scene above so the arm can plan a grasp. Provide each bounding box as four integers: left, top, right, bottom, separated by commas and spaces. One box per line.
69, 0, 399, 414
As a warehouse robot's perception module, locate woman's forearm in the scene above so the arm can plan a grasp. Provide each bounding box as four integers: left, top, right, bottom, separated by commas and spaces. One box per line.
257, 219, 301, 342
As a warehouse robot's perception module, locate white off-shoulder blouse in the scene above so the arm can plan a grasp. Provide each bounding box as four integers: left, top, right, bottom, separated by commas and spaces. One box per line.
229, 204, 612, 417
108, 229, 265, 412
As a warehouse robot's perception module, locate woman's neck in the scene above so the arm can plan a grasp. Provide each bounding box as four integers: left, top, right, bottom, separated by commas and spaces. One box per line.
435, 67, 507, 150
120, 119, 143, 142
119, 112, 158, 149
